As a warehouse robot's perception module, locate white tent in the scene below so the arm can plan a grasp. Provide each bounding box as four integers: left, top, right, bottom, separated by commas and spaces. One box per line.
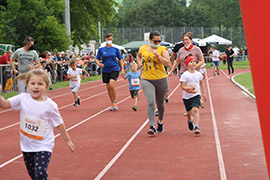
100, 42, 125, 50
200, 34, 232, 45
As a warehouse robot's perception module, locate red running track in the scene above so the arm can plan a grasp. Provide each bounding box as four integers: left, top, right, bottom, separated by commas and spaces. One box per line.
0, 68, 268, 180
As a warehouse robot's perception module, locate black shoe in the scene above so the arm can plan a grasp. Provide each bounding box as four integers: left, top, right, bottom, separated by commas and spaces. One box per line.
132, 106, 137, 111
73, 102, 79, 106
165, 98, 169, 103
194, 127, 200, 134
147, 126, 156, 135
188, 119, 194, 131
77, 97, 80, 105
156, 122, 164, 133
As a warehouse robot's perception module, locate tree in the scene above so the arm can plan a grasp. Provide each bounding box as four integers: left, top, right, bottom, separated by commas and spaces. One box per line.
0, 0, 70, 52
70, 0, 119, 46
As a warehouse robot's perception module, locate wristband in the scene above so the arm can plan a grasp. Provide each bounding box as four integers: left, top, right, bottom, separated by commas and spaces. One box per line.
156, 54, 160, 58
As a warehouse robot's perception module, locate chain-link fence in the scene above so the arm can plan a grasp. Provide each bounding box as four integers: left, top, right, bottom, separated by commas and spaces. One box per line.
98, 26, 246, 48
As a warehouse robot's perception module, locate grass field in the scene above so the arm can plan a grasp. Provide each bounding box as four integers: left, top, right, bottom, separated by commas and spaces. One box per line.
234, 72, 254, 95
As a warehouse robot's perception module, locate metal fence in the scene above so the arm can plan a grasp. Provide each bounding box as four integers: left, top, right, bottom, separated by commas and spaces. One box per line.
98, 26, 246, 48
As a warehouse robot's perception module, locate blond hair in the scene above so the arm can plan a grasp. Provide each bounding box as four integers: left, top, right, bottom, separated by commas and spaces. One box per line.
16, 69, 51, 87
130, 62, 138, 67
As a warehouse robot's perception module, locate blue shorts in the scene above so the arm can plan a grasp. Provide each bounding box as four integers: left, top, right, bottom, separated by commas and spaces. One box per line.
183, 95, 201, 112
212, 61, 219, 67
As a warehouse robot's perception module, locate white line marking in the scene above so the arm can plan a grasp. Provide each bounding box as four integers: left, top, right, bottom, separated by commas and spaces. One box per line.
206, 71, 227, 180
94, 82, 181, 180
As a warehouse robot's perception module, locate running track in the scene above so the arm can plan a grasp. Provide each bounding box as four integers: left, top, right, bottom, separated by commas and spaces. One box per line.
0, 69, 268, 180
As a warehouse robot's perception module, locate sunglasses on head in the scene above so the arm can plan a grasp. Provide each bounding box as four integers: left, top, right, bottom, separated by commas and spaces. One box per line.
153, 40, 161, 43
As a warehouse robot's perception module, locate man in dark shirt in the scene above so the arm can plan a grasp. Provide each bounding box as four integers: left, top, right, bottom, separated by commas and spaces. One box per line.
225, 46, 235, 75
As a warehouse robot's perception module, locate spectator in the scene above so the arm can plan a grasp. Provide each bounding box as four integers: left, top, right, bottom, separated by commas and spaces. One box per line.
244, 46, 248, 61
10, 37, 40, 93
225, 46, 235, 75
232, 45, 239, 61
0, 50, 13, 91
211, 47, 220, 76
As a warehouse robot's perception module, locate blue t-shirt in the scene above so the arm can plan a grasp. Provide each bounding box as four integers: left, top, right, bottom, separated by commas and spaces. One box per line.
96, 46, 123, 73
125, 71, 141, 90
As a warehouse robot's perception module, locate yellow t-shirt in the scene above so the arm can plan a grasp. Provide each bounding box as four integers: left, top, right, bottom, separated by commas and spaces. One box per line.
139, 45, 168, 80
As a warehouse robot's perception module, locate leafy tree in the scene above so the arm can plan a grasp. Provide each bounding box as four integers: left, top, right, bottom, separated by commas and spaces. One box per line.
0, 0, 70, 52
70, 0, 119, 46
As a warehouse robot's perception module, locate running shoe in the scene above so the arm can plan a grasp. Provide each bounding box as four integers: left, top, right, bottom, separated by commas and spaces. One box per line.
184, 112, 187, 116
194, 127, 200, 134
73, 102, 79, 107
155, 110, 159, 116
132, 106, 137, 111
110, 103, 114, 111
188, 119, 194, 131
200, 99, 205, 108
77, 96, 80, 105
165, 98, 169, 103
113, 101, 118, 110
147, 126, 156, 135
156, 122, 164, 133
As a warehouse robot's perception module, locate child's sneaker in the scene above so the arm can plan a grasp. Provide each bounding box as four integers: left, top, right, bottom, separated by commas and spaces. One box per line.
155, 110, 159, 116
200, 99, 205, 108
188, 119, 194, 131
147, 126, 156, 135
194, 127, 200, 134
184, 112, 187, 116
156, 122, 164, 133
113, 101, 118, 110
73, 102, 79, 106
132, 106, 137, 111
165, 98, 169, 103
77, 96, 81, 105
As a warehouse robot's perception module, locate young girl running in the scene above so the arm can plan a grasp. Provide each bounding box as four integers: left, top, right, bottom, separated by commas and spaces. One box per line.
180, 54, 207, 134
67, 59, 89, 106
0, 69, 75, 180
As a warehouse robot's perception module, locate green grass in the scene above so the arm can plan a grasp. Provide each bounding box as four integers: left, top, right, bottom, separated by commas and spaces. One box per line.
206, 60, 250, 69
2, 75, 102, 99
234, 72, 254, 95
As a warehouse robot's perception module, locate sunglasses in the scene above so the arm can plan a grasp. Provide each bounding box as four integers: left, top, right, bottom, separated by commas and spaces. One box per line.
153, 40, 161, 43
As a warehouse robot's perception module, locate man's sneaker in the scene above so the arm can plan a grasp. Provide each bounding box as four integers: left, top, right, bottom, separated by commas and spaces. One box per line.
77, 96, 80, 105
113, 101, 118, 110
132, 106, 137, 111
188, 119, 194, 131
200, 99, 205, 108
194, 127, 200, 134
156, 122, 164, 133
155, 110, 159, 116
147, 126, 156, 135
73, 102, 79, 106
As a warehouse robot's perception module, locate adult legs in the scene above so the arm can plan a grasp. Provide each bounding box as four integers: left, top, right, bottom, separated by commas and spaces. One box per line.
106, 79, 116, 103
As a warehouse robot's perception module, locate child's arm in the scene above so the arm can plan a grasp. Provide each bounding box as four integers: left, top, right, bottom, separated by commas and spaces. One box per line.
0, 85, 11, 109
67, 74, 77, 79
121, 72, 127, 80
82, 69, 90, 77
55, 123, 75, 151
200, 79, 207, 102
181, 81, 196, 92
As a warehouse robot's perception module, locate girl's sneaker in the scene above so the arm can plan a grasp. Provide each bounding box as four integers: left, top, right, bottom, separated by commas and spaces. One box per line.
188, 119, 194, 131
147, 126, 156, 135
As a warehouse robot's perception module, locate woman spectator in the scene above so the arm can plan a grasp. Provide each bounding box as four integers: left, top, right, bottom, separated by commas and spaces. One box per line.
95, 33, 125, 111
136, 31, 171, 135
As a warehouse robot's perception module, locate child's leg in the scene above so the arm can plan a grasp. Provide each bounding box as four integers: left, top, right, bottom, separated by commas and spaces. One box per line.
34, 151, 51, 180
72, 92, 78, 102
191, 107, 200, 126
23, 152, 36, 180
134, 96, 138, 107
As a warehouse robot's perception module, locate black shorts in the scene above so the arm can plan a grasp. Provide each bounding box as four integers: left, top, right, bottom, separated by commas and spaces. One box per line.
183, 95, 201, 112
102, 71, 119, 83
130, 90, 139, 98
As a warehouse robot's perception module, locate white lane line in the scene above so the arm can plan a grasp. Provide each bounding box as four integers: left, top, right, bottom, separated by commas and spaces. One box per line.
0, 83, 128, 131
206, 71, 227, 180
94, 82, 181, 180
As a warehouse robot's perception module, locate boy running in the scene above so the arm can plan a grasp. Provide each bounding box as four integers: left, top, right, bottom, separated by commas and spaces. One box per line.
180, 54, 207, 134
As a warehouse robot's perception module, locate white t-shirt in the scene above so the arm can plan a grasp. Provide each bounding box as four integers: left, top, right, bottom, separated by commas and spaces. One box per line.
180, 70, 203, 99
9, 93, 64, 152
67, 68, 82, 87
212, 50, 220, 62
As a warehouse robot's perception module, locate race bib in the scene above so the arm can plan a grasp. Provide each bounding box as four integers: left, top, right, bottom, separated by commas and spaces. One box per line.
131, 78, 140, 86
20, 114, 46, 140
